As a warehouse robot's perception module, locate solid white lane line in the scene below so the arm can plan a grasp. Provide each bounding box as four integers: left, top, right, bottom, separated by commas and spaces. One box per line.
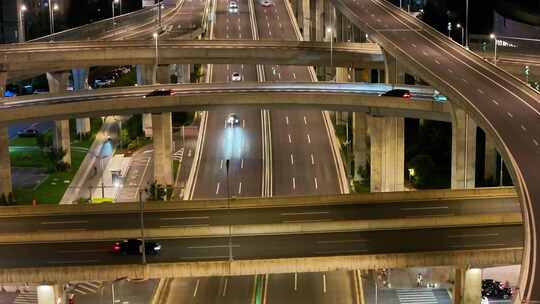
193, 279, 200, 297
281, 211, 330, 216
400, 206, 449, 211
292, 177, 296, 190
434, 59, 440, 65
285, 116, 289, 125
220, 159, 224, 169
238, 182, 242, 194
216, 182, 221, 194
317, 239, 367, 244
304, 116, 308, 124
462, 78, 468, 84
41, 220, 88, 225
311, 153, 315, 165
290, 153, 294, 165
452, 243, 505, 248
292, 73, 296, 79
314, 249, 368, 255
448, 68, 453, 73
533, 139, 539, 146
447, 233, 499, 238
160, 216, 209, 220
306, 134, 311, 143
294, 273, 298, 291
189, 244, 240, 249
314, 177, 318, 189
222, 278, 228, 297
159, 224, 210, 228
411, 43, 417, 48
322, 274, 327, 293
288, 134, 292, 143
241, 159, 244, 169
56, 249, 109, 254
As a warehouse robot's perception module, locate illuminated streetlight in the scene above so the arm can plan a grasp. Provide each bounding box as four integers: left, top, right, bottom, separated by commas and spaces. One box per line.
327, 27, 333, 68
18, 4, 27, 42
490, 33, 497, 64
153, 33, 159, 66
112, 0, 120, 26
456, 23, 464, 46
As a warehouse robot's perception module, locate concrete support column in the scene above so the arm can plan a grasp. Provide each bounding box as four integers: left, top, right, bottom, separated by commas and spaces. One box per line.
0, 70, 6, 100
383, 50, 405, 85
368, 116, 404, 192
156, 64, 171, 84
137, 64, 157, 137
463, 268, 482, 304
353, 113, 368, 181
336, 67, 349, 82
47, 72, 71, 165
452, 268, 463, 304
314, 0, 324, 41
53, 120, 72, 165
484, 135, 497, 182
176, 64, 191, 83
451, 106, 477, 189
298, 0, 310, 41
0, 125, 12, 198
72, 68, 91, 135
152, 113, 174, 185
37, 284, 61, 304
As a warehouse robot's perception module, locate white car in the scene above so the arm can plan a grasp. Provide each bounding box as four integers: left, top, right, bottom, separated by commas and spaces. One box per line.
260, 0, 272, 6
229, 1, 238, 13
226, 113, 240, 127
231, 72, 241, 81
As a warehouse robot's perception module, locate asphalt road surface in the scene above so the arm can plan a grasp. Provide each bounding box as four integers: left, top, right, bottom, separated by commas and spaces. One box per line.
0, 225, 522, 268
0, 196, 519, 233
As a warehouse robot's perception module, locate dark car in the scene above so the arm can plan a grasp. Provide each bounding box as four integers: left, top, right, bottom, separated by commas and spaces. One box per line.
143, 89, 175, 98
381, 89, 411, 98
482, 279, 512, 299
112, 239, 161, 255
17, 128, 39, 137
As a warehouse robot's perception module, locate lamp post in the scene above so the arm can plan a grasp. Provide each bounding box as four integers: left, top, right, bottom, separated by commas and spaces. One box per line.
158, 1, 163, 29
225, 159, 233, 262
18, 4, 27, 42
456, 23, 464, 46
153, 32, 159, 66
112, 0, 119, 26
447, 22, 451, 37
327, 27, 333, 68
48, 2, 59, 34
465, 0, 469, 48
490, 33, 497, 64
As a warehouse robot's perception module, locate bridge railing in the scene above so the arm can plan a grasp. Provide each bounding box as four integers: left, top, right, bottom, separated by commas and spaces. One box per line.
29, 5, 161, 42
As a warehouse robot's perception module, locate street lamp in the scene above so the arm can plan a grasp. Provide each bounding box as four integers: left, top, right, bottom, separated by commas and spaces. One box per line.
490, 33, 497, 64
225, 159, 233, 262
48, 2, 59, 34
112, 0, 120, 26
456, 23, 464, 46
327, 27, 333, 68
18, 4, 27, 42
157, 1, 163, 29
465, 0, 469, 48
153, 32, 159, 66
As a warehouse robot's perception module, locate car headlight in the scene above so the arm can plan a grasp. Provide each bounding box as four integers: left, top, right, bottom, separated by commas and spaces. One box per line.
154, 245, 161, 251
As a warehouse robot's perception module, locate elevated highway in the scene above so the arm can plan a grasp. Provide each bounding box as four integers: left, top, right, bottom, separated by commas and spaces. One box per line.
0, 82, 450, 123
329, 0, 540, 301
0, 40, 382, 81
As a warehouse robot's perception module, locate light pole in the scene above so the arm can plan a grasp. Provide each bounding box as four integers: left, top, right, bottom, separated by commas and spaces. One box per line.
112, 0, 119, 26
456, 23, 464, 46
153, 32, 159, 66
48, 2, 59, 35
465, 0, 469, 48
327, 27, 333, 68
18, 4, 27, 42
225, 159, 233, 262
158, 1, 163, 29
447, 22, 452, 37
490, 33, 497, 64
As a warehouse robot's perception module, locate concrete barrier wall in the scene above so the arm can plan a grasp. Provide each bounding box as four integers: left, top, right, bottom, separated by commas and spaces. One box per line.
0, 187, 517, 218
0, 248, 522, 283
0, 213, 522, 243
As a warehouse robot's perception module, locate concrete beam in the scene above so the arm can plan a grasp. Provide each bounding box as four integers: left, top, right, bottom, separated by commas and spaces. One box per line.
152, 112, 174, 186
451, 106, 477, 189
463, 268, 482, 304
369, 116, 405, 192
0, 248, 522, 283
0, 125, 12, 199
